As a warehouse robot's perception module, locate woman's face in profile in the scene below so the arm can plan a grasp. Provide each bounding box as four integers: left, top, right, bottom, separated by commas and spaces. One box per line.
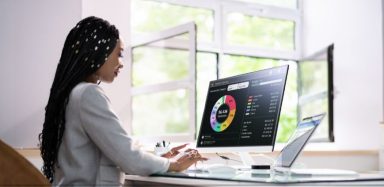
96, 40, 124, 83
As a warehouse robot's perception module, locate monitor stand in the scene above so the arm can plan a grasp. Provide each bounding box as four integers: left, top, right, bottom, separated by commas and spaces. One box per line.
238, 152, 275, 167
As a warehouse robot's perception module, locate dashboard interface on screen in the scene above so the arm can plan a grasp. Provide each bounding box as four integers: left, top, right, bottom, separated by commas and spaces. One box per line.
197, 65, 289, 149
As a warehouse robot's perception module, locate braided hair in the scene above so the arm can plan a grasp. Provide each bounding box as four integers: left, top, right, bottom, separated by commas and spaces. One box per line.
38, 16, 119, 183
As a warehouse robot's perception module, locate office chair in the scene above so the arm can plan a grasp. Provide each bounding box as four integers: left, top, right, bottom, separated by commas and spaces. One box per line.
0, 139, 50, 186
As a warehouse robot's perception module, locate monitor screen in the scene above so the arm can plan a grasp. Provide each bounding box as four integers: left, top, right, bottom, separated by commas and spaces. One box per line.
196, 65, 289, 152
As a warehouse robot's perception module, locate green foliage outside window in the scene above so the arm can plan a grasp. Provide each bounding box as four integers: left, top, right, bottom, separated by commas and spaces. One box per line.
132, 47, 189, 86
299, 61, 328, 95
132, 0, 214, 42
227, 12, 295, 50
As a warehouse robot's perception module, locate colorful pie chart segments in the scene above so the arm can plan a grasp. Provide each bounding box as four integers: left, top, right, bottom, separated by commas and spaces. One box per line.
210, 95, 236, 132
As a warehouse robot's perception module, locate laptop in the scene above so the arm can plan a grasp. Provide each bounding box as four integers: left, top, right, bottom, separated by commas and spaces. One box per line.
272, 113, 357, 177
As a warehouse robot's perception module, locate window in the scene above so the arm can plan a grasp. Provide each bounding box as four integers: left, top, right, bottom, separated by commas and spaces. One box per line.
130, 0, 335, 143
130, 22, 196, 142
298, 44, 334, 142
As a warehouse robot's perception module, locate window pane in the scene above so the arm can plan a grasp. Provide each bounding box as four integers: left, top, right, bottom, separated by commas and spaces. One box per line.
299, 60, 328, 95
221, 55, 297, 142
298, 45, 333, 142
131, 0, 214, 42
227, 12, 295, 51
132, 89, 189, 136
299, 98, 329, 141
132, 45, 189, 86
235, 0, 297, 9
196, 52, 217, 136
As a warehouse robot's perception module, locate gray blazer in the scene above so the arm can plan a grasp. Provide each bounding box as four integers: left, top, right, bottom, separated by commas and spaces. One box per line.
53, 83, 169, 186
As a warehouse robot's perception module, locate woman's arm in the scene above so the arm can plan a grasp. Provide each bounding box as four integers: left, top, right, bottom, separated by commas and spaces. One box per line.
79, 85, 169, 175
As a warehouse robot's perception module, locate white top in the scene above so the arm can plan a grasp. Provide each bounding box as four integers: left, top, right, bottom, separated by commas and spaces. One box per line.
53, 82, 169, 186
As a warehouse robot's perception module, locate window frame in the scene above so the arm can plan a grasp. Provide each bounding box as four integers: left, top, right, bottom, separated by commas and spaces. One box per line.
129, 22, 197, 142
141, 0, 301, 60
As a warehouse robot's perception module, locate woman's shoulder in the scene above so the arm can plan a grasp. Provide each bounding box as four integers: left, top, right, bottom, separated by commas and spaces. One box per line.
71, 82, 106, 101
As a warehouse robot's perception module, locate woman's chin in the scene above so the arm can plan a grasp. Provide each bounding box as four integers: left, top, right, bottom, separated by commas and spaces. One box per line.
102, 78, 114, 83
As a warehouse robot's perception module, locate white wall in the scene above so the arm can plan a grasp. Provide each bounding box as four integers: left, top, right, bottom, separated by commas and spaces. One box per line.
0, 0, 82, 148
302, 0, 383, 150
0, 0, 131, 148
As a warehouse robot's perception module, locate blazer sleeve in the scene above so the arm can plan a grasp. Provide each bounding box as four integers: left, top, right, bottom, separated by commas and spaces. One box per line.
78, 85, 169, 175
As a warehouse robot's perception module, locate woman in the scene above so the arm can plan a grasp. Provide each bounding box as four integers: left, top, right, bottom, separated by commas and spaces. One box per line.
39, 16, 206, 186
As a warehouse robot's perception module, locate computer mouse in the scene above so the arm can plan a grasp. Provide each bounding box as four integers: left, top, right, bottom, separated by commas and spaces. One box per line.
206, 164, 237, 175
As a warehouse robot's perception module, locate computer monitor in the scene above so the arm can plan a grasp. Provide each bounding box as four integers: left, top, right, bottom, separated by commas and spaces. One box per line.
196, 65, 289, 153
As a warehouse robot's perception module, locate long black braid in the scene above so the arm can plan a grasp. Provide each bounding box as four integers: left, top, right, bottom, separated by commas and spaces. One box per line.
38, 16, 119, 183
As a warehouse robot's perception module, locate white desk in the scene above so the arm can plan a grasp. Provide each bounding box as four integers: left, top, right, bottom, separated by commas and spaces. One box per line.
126, 170, 384, 186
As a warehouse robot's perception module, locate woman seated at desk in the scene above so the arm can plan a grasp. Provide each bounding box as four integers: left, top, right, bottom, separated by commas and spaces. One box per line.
39, 16, 207, 187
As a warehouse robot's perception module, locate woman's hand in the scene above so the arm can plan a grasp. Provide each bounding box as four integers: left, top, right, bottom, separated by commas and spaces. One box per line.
167, 149, 208, 172
161, 143, 188, 158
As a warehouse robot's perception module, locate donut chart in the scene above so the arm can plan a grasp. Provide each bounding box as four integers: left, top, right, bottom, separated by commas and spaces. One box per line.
210, 95, 236, 132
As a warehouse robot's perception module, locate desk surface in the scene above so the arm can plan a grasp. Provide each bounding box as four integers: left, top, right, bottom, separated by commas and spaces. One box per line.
126, 170, 384, 186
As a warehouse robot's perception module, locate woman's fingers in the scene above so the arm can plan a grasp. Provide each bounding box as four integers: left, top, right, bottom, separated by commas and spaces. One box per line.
171, 143, 188, 152
177, 150, 208, 162
184, 148, 193, 152
164, 144, 189, 158
178, 156, 208, 171
169, 150, 208, 172
165, 148, 209, 171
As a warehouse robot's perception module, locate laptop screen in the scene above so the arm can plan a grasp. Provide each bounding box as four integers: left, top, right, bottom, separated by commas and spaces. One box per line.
274, 113, 325, 168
